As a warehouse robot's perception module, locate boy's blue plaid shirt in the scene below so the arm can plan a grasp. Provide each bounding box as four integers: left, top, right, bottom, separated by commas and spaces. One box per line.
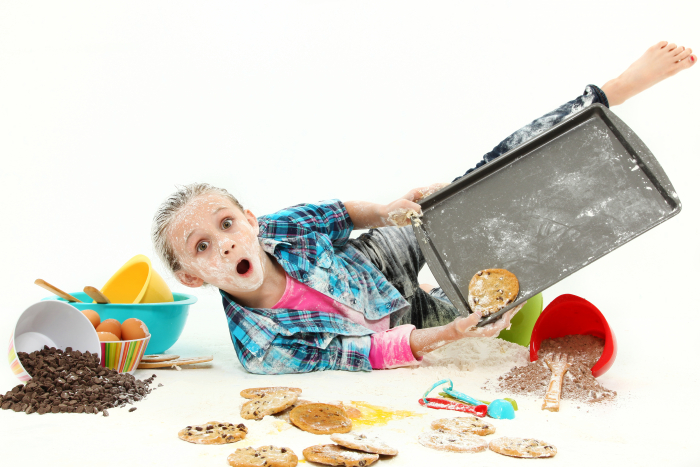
219, 200, 410, 374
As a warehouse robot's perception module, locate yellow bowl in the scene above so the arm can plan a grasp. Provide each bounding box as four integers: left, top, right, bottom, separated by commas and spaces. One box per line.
101, 255, 173, 304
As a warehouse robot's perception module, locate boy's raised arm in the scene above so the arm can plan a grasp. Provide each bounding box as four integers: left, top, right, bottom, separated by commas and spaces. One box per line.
343, 185, 441, 230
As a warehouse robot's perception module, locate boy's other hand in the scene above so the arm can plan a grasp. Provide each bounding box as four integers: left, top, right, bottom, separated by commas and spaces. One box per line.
453, 303, 524, 338
410, 302, 525, 358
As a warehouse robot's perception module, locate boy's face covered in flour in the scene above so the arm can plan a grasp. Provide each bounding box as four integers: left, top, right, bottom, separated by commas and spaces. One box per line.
168, 193, 267, 295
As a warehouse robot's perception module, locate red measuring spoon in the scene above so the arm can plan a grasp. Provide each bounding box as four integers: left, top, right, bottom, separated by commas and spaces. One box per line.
418, 398, 488, 417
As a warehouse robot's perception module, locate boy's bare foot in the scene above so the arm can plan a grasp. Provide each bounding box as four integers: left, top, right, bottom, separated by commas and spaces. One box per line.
602, 41, 696, 106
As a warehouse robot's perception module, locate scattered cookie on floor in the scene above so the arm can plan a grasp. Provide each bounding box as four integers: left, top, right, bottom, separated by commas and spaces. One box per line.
467, 268, 519, 317
417, 430, 488, 453
302, 444, 379, 467
330, 433, 398, 456
240, 387, 303, 399
177, 421, 248, 445
241, 391, 299, 420
318, 401, 363, 419
336, 403, 362, 419
274, 399, 312, 423
276, 400, 361, 424
488, 437, 557, 458
430, 416, 496, 436
290, 403, 352, 435
227, 445, 298, 467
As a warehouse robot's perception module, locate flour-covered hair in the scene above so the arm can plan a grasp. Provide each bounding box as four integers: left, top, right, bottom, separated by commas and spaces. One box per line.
152, 183, 244, 274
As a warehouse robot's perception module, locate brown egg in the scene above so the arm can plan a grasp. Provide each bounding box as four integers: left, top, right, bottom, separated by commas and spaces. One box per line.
121, 318, 149, 341
97, 332, 120, 342
81, 309, 101, 329
96, 319, 122, 340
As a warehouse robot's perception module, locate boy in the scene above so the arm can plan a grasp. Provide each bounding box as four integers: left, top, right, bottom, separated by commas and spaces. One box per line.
153, 42, 695, 374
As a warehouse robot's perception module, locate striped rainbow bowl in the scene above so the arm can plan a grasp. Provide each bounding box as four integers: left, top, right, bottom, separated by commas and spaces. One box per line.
9, 333, 150, 380
8, 334, 31, 382
100, 334, 151, 375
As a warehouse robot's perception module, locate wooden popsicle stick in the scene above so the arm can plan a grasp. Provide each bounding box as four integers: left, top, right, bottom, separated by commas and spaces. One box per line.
541, 354, 571, 412
137, 356, 213, 369
34, 279, 82, 302
83, 286, 111, 304
141, 354, 180, 363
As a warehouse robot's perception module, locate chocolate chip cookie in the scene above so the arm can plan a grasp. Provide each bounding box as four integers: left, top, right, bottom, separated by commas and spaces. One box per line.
241, 391, 298, 420
417, 430, 488, 453
330, 433, 398, 455
488, 437, 557, 458
227, 445, 298, 467
467, 268, 519, 317
430, 416, 496, 436
302, 444, 378, 467
289, 403, 352, 435
240, 387, 303, 399
177, 421, 248, 445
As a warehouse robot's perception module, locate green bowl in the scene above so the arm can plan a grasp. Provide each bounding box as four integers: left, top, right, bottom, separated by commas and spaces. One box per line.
41, 292, 197, 354
497, 293, 543, 347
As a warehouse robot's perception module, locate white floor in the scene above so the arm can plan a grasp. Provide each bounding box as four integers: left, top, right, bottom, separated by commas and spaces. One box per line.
1, 289, 697, 466
1, 2, 699, 466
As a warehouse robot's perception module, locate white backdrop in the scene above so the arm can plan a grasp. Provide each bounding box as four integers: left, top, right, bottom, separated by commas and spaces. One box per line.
1, 1, 698, 466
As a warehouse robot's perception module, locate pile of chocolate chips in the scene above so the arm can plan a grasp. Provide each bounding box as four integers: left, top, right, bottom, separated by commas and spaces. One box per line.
1, 345, 158, 415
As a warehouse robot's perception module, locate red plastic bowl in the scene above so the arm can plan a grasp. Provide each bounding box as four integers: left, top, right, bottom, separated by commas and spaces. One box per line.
529, 294, 617, 377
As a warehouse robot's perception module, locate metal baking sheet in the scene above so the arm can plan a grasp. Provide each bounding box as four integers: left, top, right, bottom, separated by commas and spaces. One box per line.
413, 104, 681, 326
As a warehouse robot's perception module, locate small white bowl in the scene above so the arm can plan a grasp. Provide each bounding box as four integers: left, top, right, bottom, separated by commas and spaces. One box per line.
8, 300, 101, 382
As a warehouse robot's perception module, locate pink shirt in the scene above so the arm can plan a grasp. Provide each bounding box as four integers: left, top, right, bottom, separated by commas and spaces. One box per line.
272, 274, 421, 369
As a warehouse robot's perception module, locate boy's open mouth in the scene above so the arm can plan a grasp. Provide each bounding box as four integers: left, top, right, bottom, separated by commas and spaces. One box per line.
236, 259, 251, 276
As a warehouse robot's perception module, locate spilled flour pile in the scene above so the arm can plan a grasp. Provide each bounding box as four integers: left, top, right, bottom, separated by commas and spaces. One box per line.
420, 337, 529, 372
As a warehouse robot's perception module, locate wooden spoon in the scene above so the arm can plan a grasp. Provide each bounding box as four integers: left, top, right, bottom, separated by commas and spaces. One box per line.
34, 279, 82, 302
83, 286, 111, 304
541, 353, 571, 412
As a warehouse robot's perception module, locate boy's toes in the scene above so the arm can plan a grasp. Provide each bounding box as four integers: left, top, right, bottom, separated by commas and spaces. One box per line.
677, 54, 697, 70
676, 47, 693, 62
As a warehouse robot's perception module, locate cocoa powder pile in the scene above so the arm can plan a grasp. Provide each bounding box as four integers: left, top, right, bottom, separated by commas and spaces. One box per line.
488, 334, 616, 403
1, 346, 158, 415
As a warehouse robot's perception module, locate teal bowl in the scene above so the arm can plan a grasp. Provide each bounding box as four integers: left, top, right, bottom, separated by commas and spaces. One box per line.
41, 292, 197, 354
